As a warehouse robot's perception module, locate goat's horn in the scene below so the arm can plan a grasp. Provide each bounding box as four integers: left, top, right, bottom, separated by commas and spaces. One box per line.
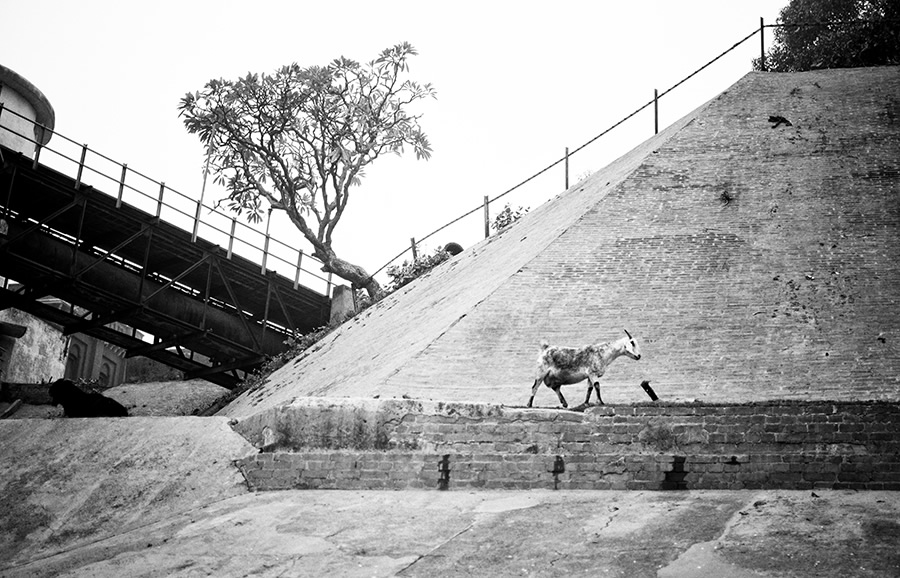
623, 328, 633, 339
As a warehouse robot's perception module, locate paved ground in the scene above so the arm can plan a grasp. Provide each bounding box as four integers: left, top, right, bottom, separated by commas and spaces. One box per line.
3, 412, 899, 577
4, 489, 899, 577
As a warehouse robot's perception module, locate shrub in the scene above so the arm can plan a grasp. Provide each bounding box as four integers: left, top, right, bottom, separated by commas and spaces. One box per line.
491, 203, 529, 232
385, 248, 451, 291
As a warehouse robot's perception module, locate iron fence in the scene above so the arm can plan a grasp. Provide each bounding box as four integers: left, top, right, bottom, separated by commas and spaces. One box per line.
0, 105, 339, 297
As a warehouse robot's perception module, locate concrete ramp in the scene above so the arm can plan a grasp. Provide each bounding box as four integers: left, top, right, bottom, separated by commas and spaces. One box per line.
0, 417, 256, 569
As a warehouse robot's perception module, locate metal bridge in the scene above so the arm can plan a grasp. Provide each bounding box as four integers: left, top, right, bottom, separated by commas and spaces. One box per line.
0, 110, 339, 389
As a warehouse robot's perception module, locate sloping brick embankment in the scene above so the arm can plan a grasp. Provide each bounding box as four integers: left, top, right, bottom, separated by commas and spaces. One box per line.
224, 66, 900, 415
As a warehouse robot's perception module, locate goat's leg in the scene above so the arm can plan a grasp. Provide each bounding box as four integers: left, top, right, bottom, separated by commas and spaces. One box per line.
584, 381, 594, 404
586, 374, 603, 405
592, 382, 604, 405
554, 386, 568, 408
527, 377, 544, 408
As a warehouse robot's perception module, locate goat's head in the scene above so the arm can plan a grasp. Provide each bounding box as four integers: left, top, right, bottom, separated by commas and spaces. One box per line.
622, 329, 641, 360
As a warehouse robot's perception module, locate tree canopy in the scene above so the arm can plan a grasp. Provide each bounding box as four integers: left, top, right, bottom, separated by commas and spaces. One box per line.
755, 0, 900, 72
179, 42, 435, 298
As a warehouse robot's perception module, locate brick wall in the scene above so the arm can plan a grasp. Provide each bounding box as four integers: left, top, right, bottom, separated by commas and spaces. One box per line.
234, 398, 900, 491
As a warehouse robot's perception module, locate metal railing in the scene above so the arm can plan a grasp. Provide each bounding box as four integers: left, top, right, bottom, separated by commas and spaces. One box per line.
0, 104, 341, 298
5, 17, 888, 296
366, 16, 838, 282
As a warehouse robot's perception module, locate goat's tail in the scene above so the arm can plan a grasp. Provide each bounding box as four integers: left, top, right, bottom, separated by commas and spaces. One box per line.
539, 340, 550, 350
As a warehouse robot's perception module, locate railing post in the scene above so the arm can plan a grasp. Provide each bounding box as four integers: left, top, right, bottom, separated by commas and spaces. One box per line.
759, 17, 767, 72
32, 124, 45, 170
410, 237, 418, 261
483, 195, 490, 238
565, 147, 569, 190
327, 272, 333, 298
227, 217, 236, 259
116, 163, 127, 208
261, 209, 272, 274
293, 250, 304, 290
654, 89, 659, 135
74, 144, 88, 189
156, 182, 165, 218
191, 200, 202, 243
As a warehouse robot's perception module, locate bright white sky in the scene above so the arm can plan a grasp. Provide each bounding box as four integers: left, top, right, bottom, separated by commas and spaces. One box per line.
2, 0, 787, 290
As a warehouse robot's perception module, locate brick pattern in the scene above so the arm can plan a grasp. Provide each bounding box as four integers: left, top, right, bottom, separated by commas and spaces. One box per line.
225, 66, 900, 417
385, 67, 900, 404
235, 399, 900, 491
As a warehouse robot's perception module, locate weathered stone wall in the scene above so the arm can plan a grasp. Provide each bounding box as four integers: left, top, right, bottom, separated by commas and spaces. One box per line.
0, 309, 67, 383
234, 398, 900, 491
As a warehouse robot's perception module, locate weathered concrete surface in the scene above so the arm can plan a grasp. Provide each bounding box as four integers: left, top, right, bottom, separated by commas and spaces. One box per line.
0, 309, 67, 383
2, 489, 898, 577
0, 418, 256, 567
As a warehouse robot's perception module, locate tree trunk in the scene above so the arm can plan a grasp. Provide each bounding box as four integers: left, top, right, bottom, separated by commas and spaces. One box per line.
281, 210, 382, 302
315, 248, 382, 301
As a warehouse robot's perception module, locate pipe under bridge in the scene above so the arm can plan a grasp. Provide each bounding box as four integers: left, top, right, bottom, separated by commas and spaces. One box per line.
0, 143, 333, 388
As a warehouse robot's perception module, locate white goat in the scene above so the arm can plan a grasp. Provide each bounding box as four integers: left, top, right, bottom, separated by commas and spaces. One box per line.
527, 329, 642, 408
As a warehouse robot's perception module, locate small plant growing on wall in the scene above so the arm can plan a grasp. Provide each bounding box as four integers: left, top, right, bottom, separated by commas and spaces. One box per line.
385, 248, 451, 291
491, 203, 529, 232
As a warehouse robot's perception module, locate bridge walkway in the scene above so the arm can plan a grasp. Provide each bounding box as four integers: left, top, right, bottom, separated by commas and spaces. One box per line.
0, 144, 331, 388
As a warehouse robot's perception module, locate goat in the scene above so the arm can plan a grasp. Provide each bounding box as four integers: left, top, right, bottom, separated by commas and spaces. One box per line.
527, 329, 642, 408
49, 379, 129, 417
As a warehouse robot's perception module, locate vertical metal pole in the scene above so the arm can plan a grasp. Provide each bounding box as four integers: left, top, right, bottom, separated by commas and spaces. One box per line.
654, 89, 659, 135
293, 250, 304, 290
760, 17, 767, 72
156, 182, 165, 218
226, 218, 236, 259
75, 144, 88, 189
410, 237, 418, 261
116, 163, 127, 208
191, 200, 202, 243
261, 209, 272, 274
32, 125, 45, 170
565, 147, 569, 189
483, 195, 490, 238
261, 279, 272, 342
327, 272, 333, 298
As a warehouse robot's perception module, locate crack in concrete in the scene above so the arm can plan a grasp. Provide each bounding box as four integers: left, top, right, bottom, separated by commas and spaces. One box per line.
657, 493, 764, 578
394, 521, 477, 576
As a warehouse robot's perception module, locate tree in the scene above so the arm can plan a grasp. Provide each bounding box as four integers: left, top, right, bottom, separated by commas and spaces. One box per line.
179, 42, 436, 298
754, 0, 900, 72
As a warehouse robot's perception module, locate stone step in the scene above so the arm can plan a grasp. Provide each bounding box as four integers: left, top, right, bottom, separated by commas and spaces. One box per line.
232, 397, 900, 491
